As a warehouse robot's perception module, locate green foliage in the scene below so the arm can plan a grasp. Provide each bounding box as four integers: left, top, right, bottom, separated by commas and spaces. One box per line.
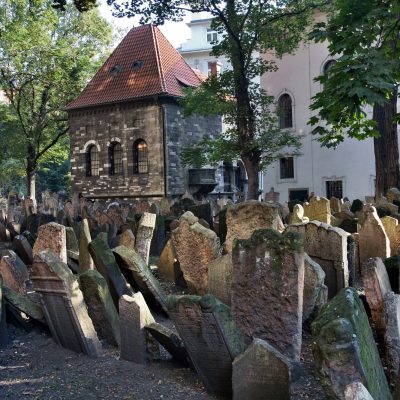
309, 0, 400, 147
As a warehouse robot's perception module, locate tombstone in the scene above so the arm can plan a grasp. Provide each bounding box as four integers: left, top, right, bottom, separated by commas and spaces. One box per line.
303, 254, 327, 323
359, 205, 390, 266
339, 219, 359, 234
188, 203, 213, 229
330, 197, 342, 214
33, 222, 67, 263
157, 240, 176, 282
117, 229, 135, 251
107, 222, 118, 248
149, 215, 166, 257
79, 219, 94, 271
65, 227, 79, 261
31, 251, 101, 357
12, 235, 33, 265
303, 196, 331, 224
106, 205, 124, 228
0, 276, 7, 347
287, 221, 349, 299
0, 253, 29, 294
79, 270, 120, 347
387, 188, 400, 204
167, 294, 247, 396
232, 229, 304, 362
344, 382, 374, 400
113, 245, 168, 313
22, 230, 36, 248
225, 200, 285, 253
145, 322, 189, 365
290, 204, 309, 224
384, 256, 400, 294
0, 222, 11, 242
217, 208, 228, 244
265, 187, 280, 203
377, 197, 399, 214
232, 338, 291, 400
149, 202, 160, 215
119, 293, 158, 364
88, 233, 132, 307
208, 253, 232, 306
135, 212, 156, 265
381, 216, 400, 256
312, 288, 391, 400
171, 211, 221, 295
361, 258, 392, 338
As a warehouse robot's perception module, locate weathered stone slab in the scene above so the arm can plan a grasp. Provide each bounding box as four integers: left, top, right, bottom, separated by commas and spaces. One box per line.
113, 245, 168, 313
188, 203, 214, 229
13, 235, 33, 265
79, 270, 120, 347
303, 196, 331, 224
171, 211, 221, 295
65, 227, 79, 261
117, 229, 135, 251
157, 239, 176, 282
359, 205, 390, 266
312, 288, 391, 400
145, 322, 189, 365
361, 257, 392, 338
79, 219, 94, 271
232, 229, 304, 362
150, 215, 166, 257
290, 204, 309, 224
33, 222, 67, 263
225, 200, 284, 253
381, 216, 400, 256
344, 382, 374, 400
88, 233, 132, 307
330, 197, 342, 213
232, 338, 291, 400
31, 250, 101, 357
0, 276, 8, 347
167, 294, 247, 396
0, 252, 29, 294
287, 221, 349, 299
135, 212, 156, 265
208, 253, 232, 306
0, 222, 11, 242
119, 293, 158, 364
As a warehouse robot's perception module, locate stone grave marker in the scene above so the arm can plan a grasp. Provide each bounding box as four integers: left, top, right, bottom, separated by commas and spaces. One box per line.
232, 229, 304, 362
33, 222, 67, 263
157, 239, 176, 282
290, 204, 309, 224
79, 219, 94, 271
344, 382, 374, 400
0, 222, 11, 242
0, 252, 29, 294
208, 253, 232, 306
381, 216, 400, 256
167, 294, 247, 396
232, 338, 291, 400
13, 235, 33, 266
330, 197, 342, 214
65, 227, 79, 261
149, 215, 166, 257
188, 203, 214, 229
31, 250, 101, 357
171, 211, 221, 295
303, 196, 331, 224
135, 212, 156, 265
117, 229, 135, 251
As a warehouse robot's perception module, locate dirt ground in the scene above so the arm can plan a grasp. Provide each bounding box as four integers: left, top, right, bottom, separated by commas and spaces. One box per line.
0, 323, 326, 400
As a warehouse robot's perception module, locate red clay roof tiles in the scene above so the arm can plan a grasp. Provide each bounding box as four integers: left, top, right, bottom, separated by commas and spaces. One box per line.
67, 24, 202, 110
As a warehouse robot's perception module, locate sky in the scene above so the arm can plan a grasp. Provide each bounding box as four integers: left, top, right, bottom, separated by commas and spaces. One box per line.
98, 1, 191, 48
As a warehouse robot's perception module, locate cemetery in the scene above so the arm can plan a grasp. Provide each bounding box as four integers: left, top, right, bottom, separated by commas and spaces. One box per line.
0, 190, 400, 399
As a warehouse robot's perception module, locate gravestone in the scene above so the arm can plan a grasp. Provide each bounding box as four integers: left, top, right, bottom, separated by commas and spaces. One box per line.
33, 222, 67, 263
79, 270, 120, 347
79, 219, 94, 271
31, 250, 101, 357
65, 227, 79, 261
303, 196, 331, 224
358, 205, 390, 266
361, 257, 392, 338
167, 294, 247, 396
149, 215, 166, 257
119, 293, 158, 364
13, 235, 33, 266
225, 200, 285, 253
208, 253, 232, 306
118, 229, 135, 251
157, 240, 176, 282
381, 216, 400, 256
88, 233, 133, 307
290, 204, 309, 224
344, 382, 374, 400
330, 197, 342, 213
171, 212, 221, 295
113, 245, 168, 313
0, 252, 29, 294
0, 222, 11, 242
232, 229, 304, 362
188, 203, 214, 229
312, 288, 391, 400
232, 338, 291, 400
135, 212, 156, 265
0, 276, 7, 347
287, 221, 349, 299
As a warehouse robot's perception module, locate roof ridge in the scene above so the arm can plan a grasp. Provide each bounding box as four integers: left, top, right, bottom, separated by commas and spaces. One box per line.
151, 24, 167, 93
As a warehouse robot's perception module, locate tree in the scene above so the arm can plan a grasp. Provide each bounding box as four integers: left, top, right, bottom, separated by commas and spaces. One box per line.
0, 0, 113, 202
106, 0, 322, 199
309, 0, 400, 197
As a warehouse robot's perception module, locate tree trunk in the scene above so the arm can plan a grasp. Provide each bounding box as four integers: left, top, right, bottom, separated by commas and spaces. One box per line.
243, 156, 260, 200
373, 90, 399, 198
26, 147, 37, 205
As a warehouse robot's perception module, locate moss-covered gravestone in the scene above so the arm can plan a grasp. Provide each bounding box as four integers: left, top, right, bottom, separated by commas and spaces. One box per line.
232, 229, 304, 362
312, 288, 391, 400
167, 294, 247, 397
79, 270, 120, 347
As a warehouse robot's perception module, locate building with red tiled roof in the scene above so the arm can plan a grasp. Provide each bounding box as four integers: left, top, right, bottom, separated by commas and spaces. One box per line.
68, 24, 221, 199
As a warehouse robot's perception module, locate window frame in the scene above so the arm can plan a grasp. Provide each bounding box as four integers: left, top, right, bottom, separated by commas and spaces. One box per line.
109, 142, 123, 176
85, 144, 99, 177
133, 139, 149, 175
277, 93, 293, 129
206, 28, 218, 43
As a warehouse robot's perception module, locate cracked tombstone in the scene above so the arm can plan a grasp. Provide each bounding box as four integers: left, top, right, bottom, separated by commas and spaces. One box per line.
171, 211, 221, 295
31, 250, 101, 357
33, 222, 67, 263
232, 338, 292, 400
79, 219, 94, 271
232, 229, 304, 362
135, 212, 156, 265
167, 294, 247, 397
119, 293, 159, 364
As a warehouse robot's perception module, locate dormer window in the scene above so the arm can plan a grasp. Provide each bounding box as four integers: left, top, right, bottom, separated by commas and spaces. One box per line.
206, 28, 218, 43
131, 60, 144, 71
109, 64, 121, 76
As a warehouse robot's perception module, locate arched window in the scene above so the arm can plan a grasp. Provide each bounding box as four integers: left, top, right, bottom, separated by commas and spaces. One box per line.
323, 59, 336, 75
133, 139, 148, 174
85, 145, 99, 177
109, 142, 122, 175
278, 94, 293, 129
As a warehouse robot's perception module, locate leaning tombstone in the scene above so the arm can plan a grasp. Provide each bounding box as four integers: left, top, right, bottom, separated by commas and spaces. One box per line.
232, 229, 304, 362
232, 338, 291, 400
135, 212, 156, 265
31, 250, 101, 357
119, 293, 159, 364
32, 222, 67, 263
208, 253, 232, 306
79, 270, 120, 347
157, 240, 176, 282
149, 215, 166, 257
117, 229, 135, 251
0, 252, 29, 294
79, 219, 94, 271
65, 227, 79, 261
167, 294, 247, 397
12, 235, 33, 265
312, 287, 391, 400
381, 216, 400, 256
